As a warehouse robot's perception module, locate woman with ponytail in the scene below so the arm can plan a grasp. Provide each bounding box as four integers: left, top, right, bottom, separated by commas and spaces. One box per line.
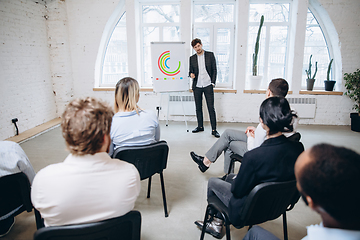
194, 96, 304, 238
109, 77, 160, 156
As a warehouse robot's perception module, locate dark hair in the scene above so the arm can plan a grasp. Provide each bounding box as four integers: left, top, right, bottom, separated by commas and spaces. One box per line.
299, 144, 360, 225
268, 78, 289, 97
191, 38, 202, 47
259, 96, 297, 135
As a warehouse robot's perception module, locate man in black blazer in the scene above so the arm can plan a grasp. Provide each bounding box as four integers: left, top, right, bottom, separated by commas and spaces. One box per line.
189, 38, 220, 138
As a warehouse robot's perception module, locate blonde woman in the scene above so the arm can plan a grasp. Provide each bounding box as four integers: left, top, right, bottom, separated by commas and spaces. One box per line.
109, 77, 160, 156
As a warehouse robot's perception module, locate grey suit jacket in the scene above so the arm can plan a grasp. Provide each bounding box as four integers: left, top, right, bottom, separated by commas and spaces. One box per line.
188, 51, 217, 90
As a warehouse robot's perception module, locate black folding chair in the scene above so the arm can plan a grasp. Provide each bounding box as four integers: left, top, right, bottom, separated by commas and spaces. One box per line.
113, 140, 169, 217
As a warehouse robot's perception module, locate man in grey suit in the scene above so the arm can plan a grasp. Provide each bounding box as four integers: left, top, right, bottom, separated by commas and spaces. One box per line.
189, 38, 220, 138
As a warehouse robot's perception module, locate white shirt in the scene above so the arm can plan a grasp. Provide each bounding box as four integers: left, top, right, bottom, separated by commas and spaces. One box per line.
31, 152, 141, 227
0, 141, 35, 183
109, 109, 160, 156
302, 223, 360, 240
196, 52, 212, 88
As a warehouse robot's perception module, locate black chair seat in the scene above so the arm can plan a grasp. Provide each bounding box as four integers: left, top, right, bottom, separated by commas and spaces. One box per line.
33, 210, 141, 240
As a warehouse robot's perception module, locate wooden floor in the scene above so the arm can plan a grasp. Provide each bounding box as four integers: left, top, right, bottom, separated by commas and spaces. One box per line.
5, 118, 61, 143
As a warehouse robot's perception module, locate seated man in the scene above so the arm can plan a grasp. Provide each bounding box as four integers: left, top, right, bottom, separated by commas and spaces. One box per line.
31, 97, 141, 227
194, 97, 304, 239
0, 141, 36, 237
190, 78, 298, 174
242, 143, 360, 240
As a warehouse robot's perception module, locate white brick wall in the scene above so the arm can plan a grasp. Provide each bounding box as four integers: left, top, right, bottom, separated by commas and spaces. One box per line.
1, 0, 359, 141
0, 0, 57, 140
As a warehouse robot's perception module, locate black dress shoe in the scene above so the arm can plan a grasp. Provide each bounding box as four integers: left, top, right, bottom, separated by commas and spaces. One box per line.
192, 127, 204, 133
190, 151, 209, 173
212, 130, 220, 138
194, 218, 225, 239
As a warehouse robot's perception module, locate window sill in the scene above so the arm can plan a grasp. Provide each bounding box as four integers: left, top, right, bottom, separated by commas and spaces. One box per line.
244, 90, 293, 94
93, 87, 237, 93
299, 90, 343, 95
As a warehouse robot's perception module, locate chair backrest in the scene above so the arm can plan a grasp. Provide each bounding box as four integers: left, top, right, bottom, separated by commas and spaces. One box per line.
113, 141, 169, 180
33, 210, 142, 240
237, 180, 300, 227
0, 172, 33, 217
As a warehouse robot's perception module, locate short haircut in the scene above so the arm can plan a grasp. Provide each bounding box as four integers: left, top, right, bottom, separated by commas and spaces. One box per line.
191, 38, 202, 47
259, 96, 297, 135
299, 144, 360, 225
61, 97, 114, 156
268, 78, 289, 97
114, 77, 140, 114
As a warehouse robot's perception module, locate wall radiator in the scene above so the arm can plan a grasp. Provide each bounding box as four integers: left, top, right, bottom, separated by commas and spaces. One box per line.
168, 95, 196, 116
287, 97, 317, 119
168, 96, 317, 119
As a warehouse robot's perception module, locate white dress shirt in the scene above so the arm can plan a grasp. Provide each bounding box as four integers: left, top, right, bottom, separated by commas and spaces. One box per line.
302, 223, 360, 240
31, 152, 141, 227
196, 52, 212, 88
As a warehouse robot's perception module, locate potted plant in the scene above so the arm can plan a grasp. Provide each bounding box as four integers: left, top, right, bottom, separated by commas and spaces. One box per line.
305, 55, 318, 91
249, 15, 264, 90
324, 59, 335, 91
344, 69, 360, 132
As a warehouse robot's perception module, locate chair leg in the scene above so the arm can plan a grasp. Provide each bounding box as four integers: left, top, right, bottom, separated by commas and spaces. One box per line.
227, 158, 235, 175
283, 212, 288, 240
200, 206, 212, 240
34, 208, 44, 229
159, 173, 168, 217
147, 176, 152, 198
225, 223, 231, 240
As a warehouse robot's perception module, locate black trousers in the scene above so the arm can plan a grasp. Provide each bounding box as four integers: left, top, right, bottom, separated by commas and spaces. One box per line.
193, 85, 217, 130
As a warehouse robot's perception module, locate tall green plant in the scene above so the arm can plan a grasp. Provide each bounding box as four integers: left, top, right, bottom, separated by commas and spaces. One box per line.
326, 59, 334, 81
305, 55, 318, 79
252, 15, 264, 76
344, 69, 360, 113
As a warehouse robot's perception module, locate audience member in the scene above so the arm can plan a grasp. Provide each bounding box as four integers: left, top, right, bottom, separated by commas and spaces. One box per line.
109, 77, 160, 156
0, 141, 36, 237
191, 78, 298, 174
31, 97, 140, 227
194, 97, 304, 239
242, 143, 360, 240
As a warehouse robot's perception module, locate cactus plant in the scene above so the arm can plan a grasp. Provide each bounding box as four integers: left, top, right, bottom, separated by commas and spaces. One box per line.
326, 58, 334, 81
252, 15, 264, 76
305, 55, 318, 80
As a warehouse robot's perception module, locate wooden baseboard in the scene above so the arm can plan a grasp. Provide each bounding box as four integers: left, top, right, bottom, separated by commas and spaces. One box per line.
6, 118, 61, 143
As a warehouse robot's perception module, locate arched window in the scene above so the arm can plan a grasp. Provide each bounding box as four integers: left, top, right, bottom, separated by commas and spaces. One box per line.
302, 7, 332, 90
101, 12, 128, 87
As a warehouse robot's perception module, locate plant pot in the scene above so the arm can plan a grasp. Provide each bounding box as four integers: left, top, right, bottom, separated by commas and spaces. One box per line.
249, 75, 263, 90
350, 113, 360, 132
324, 80, 336, 91
306, 79, 315, 91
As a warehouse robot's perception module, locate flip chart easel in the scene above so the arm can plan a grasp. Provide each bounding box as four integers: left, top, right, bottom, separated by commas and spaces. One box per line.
151, 42, 190, 131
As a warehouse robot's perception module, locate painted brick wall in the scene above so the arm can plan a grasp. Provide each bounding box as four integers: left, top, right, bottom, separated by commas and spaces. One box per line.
0, 0, 57, 140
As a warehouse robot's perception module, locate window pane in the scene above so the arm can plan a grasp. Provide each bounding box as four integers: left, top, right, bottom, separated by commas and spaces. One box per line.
216, 28, 231, 84
194, 4, 234, 22
102, 13, 128, 86
194, 28, 211, 50
163, 26, 180, 41
249, 3, 289, 22
142, 5, 180, 23
302, 9, 330, 89
268, 26, 288, 83
143, 27, 159, 86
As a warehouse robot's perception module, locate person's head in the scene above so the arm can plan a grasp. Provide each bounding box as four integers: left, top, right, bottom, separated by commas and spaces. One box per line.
61, 97, 114, 156
114, 77, 140, 113
295, 144, 360, 229
259, 96, 296, 136
191, 38, 203, 55
266, 78, 289, 98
